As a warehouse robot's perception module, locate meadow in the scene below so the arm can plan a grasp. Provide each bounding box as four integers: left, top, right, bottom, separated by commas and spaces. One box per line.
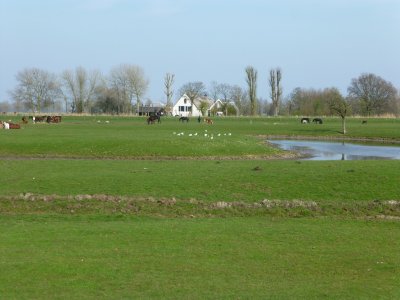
1, 115, 399, 299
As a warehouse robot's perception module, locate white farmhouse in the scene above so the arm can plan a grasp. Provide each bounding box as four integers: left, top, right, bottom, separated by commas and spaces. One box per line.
172, 94, 211, 117
172, 94, 238, 117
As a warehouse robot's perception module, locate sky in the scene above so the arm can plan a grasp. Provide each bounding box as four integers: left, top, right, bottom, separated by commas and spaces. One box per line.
1, 0, 399, 104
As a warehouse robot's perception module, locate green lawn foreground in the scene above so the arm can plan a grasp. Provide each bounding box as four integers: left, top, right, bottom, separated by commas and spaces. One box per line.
1, 116, 400, 299
1, 216, 399, 299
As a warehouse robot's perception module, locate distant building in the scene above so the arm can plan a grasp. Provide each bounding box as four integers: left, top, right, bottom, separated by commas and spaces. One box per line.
172, 94, 205, 117
137, 103, 165, 116
172, 94, 239, 117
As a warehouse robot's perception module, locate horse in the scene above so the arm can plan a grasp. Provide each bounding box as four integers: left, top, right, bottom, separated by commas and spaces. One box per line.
179, 117, 189, 122
147, 115, 160, 125
301, 118, 310, 124
312, 118, 323, 124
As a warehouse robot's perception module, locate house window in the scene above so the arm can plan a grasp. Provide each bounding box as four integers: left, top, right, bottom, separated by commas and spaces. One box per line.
179, 106, 184, 112
184, 99, 187, 104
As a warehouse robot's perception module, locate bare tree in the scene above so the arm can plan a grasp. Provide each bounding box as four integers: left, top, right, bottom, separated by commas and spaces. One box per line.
10, 68, 60, 113
164, 73, 175, 115
109, 65, 131, 114
61, 66, 101, 113
269, 68, 282, 116
229, 85, 247, 116
93, 85, 119, 114
125, 65, 149, 115
328, 88, 350, 134
109, 64, 149, 115
286, 87, 338, 116
179, 81, 206, 114
209, 81, 231, 101
245, 66, 258, 116
348, 73, 397, 116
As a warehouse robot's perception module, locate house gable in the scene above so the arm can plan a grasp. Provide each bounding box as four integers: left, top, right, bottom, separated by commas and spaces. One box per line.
172, 94, 204, 117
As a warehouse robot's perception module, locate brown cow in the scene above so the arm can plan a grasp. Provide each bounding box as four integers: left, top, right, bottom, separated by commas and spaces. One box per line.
204, 118, 213, 124
1, 121, 20, 129
46, 116, 62, 123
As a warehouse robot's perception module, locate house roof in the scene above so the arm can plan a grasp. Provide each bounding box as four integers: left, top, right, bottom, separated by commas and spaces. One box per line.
193, 96, 213, 108
174, 94, 237, 111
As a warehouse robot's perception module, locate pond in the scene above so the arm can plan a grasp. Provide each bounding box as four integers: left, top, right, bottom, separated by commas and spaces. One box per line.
268, 139, 400, 160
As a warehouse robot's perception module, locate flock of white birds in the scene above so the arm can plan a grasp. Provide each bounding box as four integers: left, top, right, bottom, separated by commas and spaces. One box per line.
173, 129, 232, 140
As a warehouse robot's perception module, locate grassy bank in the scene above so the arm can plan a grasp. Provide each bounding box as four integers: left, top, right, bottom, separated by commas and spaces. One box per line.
1, 159, 399, 203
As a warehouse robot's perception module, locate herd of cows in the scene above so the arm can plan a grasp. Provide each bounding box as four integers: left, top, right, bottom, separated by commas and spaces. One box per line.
0, 115, 62, 129
301, 117, 323, 124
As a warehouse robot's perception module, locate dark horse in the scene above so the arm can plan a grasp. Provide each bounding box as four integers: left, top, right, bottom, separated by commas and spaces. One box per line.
147, 115, 161, 125
179, 116, 189, 122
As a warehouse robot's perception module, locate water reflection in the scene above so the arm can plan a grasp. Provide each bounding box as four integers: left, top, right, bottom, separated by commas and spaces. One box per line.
269, 140, 400, 160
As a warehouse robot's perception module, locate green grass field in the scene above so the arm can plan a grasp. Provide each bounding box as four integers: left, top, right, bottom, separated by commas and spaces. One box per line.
1, 115, 399, 299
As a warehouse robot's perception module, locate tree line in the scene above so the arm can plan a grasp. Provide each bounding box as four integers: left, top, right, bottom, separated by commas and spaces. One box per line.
2, 64, 399, 117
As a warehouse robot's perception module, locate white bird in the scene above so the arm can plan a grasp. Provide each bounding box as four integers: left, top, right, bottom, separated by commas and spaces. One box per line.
228, 133, 232, 136
194, 133, 198, 136
204, 133, 208, 137
189, 134, 192, 136
218, 133, 221, 136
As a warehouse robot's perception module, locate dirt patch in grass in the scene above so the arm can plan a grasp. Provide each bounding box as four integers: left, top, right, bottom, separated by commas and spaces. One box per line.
0, 152, 302, 161
1, 194, 400, 219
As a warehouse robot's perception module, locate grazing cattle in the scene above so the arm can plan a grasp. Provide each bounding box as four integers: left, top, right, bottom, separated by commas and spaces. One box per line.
362, 120, 367, 124
21, 116, 28, 124
204, 118, 213, 124
312, 118, 323, 124
147, 115, 160, 125
301, 118, 310, 124
9, 123, 20, 129
32, 116, 47, 123
46, 116, 62, 123
1, 121, 20, 129
179, 116, 189, 122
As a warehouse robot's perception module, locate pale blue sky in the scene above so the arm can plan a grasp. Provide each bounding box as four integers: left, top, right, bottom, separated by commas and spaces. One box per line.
1, 0, 399, 103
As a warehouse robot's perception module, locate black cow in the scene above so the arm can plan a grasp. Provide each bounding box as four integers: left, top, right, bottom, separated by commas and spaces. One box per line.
312, 118, 323, 124
301, 118, 310, 124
